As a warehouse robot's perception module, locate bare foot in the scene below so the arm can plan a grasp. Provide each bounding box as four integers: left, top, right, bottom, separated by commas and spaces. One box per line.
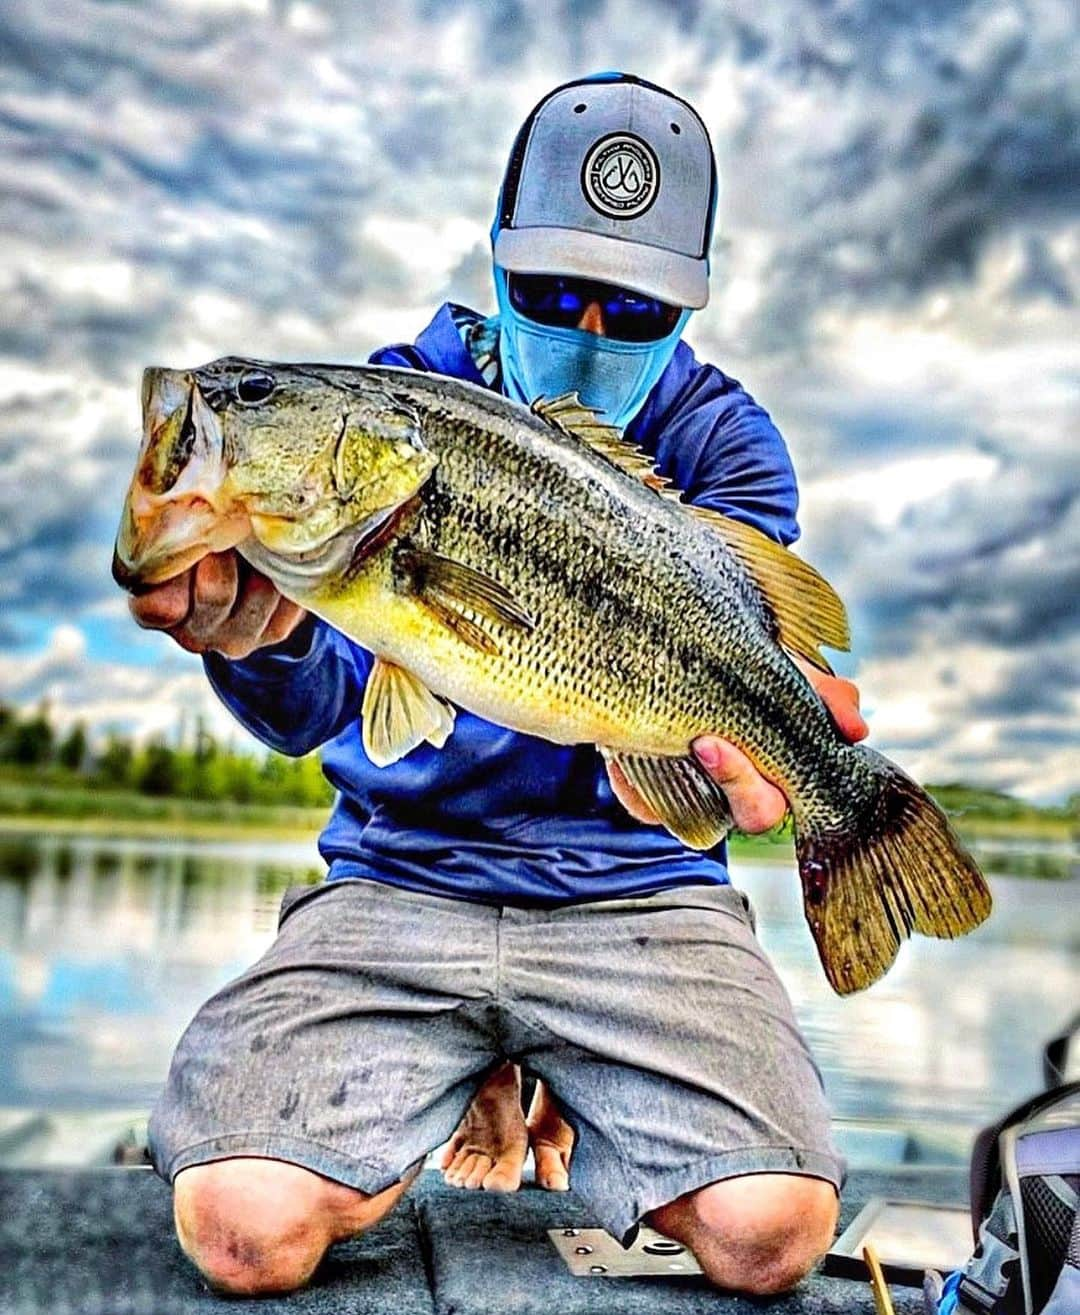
440, 1066, 576, 1193
439, 1063, 527, 1191
526, 1078, 574, 1192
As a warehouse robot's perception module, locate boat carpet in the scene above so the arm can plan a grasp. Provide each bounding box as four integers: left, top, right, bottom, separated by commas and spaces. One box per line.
0, 1164, 968, 1314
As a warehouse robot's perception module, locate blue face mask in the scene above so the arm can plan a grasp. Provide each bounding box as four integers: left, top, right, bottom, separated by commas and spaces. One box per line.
494, 268, 690, 431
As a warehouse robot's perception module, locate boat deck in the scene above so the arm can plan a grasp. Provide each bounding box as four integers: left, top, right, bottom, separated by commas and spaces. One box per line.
0, 1164, 967, 1314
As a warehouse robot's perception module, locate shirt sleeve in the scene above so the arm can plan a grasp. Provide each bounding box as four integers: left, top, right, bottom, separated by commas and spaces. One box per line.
688, 383, 800, 547
368, 342, 429, 369
202, 617, 372, 757
648, 364, 801, 547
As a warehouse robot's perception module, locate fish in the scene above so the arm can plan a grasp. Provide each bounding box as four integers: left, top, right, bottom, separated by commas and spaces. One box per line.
113, 357, 992, 993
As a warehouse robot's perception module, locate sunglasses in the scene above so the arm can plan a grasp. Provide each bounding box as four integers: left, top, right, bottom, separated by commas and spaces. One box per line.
507, 273, 682, 343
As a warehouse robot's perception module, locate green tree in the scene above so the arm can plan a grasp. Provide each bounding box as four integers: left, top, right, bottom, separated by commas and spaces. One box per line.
96, 734, 134, 788
137, 739, 179, 796
0, 703, 14, 760
186, 716, 220, 799
10, 706, 54, 766
58, 722, 88, 772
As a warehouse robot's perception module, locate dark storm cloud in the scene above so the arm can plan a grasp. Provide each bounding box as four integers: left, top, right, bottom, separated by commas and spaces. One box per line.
445, 240, 496, 314
486, 0, 534, 67
847, 466, 1079, 653
830, 405, 971, 461
967, 654, 1078, 719
0, 510, 120, 614
1006, 236, 1074, 307
999, 724, 1078, 748
0, 379, 132, 619
0, 3, 422, 355
701, 0, 1080, 344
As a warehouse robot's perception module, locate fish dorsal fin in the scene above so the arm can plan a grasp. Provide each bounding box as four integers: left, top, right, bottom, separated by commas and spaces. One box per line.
692, 510, 850, 672
603, 749, 734, 851
532, 394, 662, 482
361, 657, 456, 766
531, 394, 849, 671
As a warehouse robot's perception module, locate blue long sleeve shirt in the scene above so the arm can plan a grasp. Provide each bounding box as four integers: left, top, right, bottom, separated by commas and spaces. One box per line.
204, 303, 800, 904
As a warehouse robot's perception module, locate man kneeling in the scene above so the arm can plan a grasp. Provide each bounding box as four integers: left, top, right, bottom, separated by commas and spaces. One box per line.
132, 73, 855, 1296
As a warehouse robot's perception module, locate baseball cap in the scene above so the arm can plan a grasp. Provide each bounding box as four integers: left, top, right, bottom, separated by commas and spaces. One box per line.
493, 72, 718, 310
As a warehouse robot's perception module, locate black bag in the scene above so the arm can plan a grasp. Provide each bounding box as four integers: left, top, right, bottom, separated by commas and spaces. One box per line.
939, 1016, 1080, 1315
947, 1080, 1078, 1314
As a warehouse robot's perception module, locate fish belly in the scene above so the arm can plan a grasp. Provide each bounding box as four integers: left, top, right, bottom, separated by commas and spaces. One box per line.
307, 556, 702, 754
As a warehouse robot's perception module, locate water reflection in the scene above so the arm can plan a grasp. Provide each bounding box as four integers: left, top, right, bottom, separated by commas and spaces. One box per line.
0, 830, 1076, 1147
0, 833, 321, 1110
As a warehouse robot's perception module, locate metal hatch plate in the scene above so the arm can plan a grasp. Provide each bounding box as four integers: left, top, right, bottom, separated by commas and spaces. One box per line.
548, 1225, 703, 1278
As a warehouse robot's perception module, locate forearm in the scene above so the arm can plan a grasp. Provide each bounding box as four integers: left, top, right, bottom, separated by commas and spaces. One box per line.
203, 615, 369, 757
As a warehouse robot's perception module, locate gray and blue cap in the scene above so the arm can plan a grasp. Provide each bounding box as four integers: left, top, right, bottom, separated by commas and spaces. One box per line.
493, 73, 719, 310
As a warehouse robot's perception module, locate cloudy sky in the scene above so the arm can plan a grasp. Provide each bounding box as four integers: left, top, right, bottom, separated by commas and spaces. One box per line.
0, 0, 1076, 800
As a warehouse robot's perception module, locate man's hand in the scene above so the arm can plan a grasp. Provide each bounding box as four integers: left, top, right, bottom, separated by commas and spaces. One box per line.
128, 550, 308, 660
606, 661, 868, 835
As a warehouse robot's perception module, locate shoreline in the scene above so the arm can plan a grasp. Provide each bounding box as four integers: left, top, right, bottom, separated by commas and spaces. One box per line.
0, 809, 1073, 859
0, 812, 324, 844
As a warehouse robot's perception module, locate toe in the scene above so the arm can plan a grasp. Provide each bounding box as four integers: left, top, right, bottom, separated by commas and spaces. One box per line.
444, 1151, 475, 1187
438, 1136, 463, 1171
533, 1140, 570, 1191
442, 1148, 470, 1184
481, 1158, 523, 1193
459, 1152, 489, 1190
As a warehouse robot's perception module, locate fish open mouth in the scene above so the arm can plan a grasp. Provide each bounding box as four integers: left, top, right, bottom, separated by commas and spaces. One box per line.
113, 369, 252, 592
115, 363, 430, 597
112, 493, 253, 592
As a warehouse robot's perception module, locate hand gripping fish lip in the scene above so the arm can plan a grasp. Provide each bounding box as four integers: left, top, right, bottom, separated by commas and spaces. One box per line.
113, 375, 251, 589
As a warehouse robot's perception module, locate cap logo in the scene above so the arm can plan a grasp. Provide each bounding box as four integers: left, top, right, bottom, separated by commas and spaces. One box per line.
581, 133, 660, 220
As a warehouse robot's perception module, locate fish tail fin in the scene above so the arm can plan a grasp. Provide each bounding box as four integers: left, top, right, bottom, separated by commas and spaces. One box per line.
795, 745, 992, 995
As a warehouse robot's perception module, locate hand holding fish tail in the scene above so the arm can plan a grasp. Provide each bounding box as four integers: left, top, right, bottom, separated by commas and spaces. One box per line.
690, 739, 789, 834
803, 665, 867, 744
129, 550, 308, 659
607, 661, 868, 836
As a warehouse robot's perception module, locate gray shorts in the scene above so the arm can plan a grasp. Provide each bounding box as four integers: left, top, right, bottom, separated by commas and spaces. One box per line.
149, 878, 843, 1243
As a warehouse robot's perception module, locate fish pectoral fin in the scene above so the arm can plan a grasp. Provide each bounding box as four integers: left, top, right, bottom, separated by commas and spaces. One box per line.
395, 547, 535, 656
603, 750, 734, 851
361, 657, 456, 766
691, 510, 850, 673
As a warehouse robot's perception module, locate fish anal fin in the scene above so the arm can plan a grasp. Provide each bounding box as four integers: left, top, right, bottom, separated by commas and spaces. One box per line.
604, 749, 734, 851
797, 747, 992, 994
693, 510, 850, 671
395, 547, 535, 655
361, 657, 456, 767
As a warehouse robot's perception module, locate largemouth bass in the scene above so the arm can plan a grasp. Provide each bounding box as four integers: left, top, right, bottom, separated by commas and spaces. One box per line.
113, 358, 991, 993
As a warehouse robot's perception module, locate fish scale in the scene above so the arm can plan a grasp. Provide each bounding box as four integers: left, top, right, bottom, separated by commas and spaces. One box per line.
114, 356, 992, 993
390, 409, 780, 751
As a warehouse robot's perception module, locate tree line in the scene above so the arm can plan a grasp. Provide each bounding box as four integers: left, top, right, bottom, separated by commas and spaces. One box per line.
0, 703, 332, 808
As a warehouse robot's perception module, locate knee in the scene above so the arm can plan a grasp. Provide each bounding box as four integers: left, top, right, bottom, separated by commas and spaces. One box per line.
173, 1159, 377, 1296
649, 1174, 839, 1296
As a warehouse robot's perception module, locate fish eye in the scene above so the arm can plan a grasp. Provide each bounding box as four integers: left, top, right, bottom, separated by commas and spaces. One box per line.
235, 370, 276, 405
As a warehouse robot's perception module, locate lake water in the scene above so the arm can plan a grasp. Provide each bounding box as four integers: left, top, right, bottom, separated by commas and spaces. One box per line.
0, 829, 1076, 1160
